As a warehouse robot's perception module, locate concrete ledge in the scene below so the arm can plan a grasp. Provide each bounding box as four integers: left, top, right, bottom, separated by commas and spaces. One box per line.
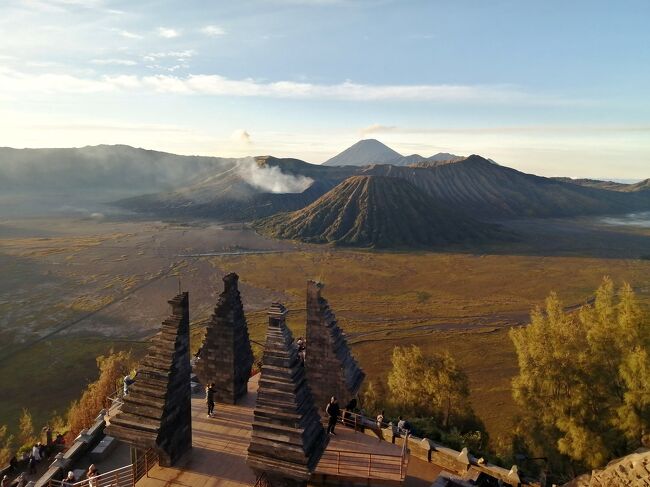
33, 413, 106, 487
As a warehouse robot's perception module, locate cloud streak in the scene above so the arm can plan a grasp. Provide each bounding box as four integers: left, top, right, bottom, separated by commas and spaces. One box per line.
157, 27, 180, 38
201, 25, 225, 37
0, 67, 581, 106
360, 123, 650, 136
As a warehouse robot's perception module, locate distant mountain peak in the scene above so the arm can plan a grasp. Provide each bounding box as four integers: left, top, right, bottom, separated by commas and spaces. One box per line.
322, 139, 402, 166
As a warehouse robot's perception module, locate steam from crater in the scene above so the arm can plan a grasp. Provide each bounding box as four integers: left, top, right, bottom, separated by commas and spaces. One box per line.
238, 157, 313, 194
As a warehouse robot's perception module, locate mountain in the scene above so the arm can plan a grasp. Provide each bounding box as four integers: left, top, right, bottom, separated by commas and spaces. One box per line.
322, 140, 463, 167
118, 156, 358, 221
0, 145, 241, 193
555, 177, 650, 193
322, 139, 403, 166
428, 152, 465, 163
253, 175, 505, 248
360, 155, 650, 219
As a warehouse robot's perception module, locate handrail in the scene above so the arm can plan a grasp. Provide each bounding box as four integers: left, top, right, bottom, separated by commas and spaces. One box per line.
253, 471, 272, 487
321, 448, 402, 459
48, 464, 133, 486
320, 448, 406, 480
47, 448, 157, 487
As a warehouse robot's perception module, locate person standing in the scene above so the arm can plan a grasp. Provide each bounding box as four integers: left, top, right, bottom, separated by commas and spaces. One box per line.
1, 475, 10, 487
62, 471, 76, 486
87, 464, 99, 487
206, 383, 216, 418
325, 396, 340, 435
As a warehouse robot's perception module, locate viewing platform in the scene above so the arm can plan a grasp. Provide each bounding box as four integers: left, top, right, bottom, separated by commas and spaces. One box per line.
135, 375, 434, 487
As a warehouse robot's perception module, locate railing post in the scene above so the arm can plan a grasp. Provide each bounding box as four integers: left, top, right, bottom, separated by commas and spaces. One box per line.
368, 453, 372, 477
354, 414, 357, 432
145, 449, 149, 478
337, 451, 340, 474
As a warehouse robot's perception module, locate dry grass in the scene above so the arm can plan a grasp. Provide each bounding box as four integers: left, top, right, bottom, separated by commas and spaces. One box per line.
209, 249, 650, 443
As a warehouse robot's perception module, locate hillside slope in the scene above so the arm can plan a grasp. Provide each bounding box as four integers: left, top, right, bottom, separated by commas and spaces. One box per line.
254, 175, 505, 248
118, 156, 358, 221
0, 145, 241, 192
361, 155, 650, 218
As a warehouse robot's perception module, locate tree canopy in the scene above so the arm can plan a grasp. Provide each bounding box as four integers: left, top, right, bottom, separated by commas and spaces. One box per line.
510, 277, 650, 473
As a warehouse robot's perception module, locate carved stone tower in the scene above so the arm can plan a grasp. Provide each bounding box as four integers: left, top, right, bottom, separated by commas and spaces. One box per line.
106, 292, 192, 467
305, 280, 365, 415
247, 303, 327, 487
194, 272, 254, 404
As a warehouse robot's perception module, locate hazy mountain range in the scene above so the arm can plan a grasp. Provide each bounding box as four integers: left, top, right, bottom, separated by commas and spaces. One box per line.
1, 141, 649, 247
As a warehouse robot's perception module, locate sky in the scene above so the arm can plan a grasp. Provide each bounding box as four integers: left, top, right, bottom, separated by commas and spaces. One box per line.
0, 0, 649, 179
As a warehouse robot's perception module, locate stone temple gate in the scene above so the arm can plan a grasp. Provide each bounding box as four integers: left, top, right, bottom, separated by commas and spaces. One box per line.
106, 292, 192, 467
194, 272, 254, 404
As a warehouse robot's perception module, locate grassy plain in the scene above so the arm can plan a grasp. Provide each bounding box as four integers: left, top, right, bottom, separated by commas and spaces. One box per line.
209, 247, 650, 445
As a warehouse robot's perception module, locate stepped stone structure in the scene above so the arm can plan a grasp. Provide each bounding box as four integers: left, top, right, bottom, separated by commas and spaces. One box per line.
194, 272, 254, 404
106, 293, 192, 467
247, 303, 327, 487
305, 280, 365, 414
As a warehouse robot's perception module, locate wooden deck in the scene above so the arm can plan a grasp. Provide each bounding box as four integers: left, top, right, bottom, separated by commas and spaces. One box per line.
136, 375, 418, 487
136, 376, 258, 487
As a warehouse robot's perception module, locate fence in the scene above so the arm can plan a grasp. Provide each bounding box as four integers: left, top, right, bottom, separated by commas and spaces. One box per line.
45, 448, 157, 487
317, 447, 408, 482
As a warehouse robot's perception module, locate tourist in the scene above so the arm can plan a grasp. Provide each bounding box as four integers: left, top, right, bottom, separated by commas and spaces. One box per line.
31, 443, 41, 462
1, 475, 9, 487
39, 441, 47, 460
28, 454, 36, 474
123, 374, 135, 396
376, 410, 385, 428
206, 383, 216, 417
62, 471, 76, 486
325, 396, 340, 435
397, 416, 411, 436
15, 473, 26, 487
87, 464, 99, 487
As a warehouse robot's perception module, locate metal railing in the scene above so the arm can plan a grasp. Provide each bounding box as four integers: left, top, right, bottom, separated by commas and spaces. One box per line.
318, 449, 407, 481
47, 465, 134, 487
133, 448, 158, 483
253, 471, 272, 487
46, 448, 157, 487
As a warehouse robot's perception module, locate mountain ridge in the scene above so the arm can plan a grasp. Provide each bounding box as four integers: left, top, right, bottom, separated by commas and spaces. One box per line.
254, 175, 506, 248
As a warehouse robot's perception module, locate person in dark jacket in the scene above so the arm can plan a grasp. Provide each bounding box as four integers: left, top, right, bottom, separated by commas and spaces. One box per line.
325, 396, 340, 435
206, 383, 216, 417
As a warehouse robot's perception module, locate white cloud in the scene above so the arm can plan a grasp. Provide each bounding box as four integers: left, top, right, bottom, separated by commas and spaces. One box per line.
157, 27, 180, 38
91, 58, 137, 66
231, 129, 252, 144
143, 50, 195, 62
117, 29, 142, 40
201, 25, 226, 37
360, 124, 650, 136
0, 67, 583, 106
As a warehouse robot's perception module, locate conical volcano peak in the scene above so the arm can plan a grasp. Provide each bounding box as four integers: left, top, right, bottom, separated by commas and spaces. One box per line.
322, 139, 402, 166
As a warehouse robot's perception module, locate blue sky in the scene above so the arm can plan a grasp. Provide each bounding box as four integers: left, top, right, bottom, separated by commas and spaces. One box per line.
0, 0, 648, 178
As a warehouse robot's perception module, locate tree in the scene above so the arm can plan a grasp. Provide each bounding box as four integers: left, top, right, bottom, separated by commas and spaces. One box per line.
362, 380, 379, 414
510, 278, 650, 474
387, 345, 471, 428
18, 409, 37, 450
0, 424, 14, 466
66, 350, 133, 442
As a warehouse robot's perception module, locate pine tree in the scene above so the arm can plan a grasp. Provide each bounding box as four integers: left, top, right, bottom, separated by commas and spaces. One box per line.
18, 409, 36, 450
510, 278, 650, 473
387, 345, 470, 426
0, 425, 14, 466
